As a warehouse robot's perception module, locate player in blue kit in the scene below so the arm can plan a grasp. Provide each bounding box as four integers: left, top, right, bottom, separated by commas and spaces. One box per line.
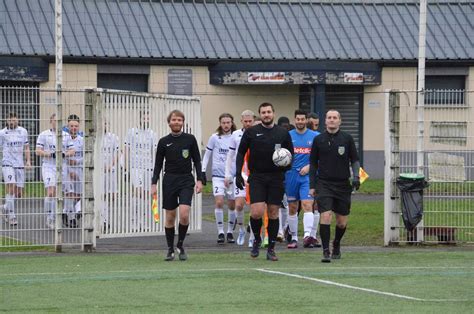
285, 110, 320, 248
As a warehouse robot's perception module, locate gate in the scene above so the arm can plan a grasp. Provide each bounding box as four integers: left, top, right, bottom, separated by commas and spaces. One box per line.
1, 87, 202, 250
384, 89, 474, 245
94, 89, 202, 238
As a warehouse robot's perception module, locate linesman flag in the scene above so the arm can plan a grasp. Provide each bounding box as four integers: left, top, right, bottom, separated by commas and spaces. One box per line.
359, 167, 369, 184
151, 193, 160, 223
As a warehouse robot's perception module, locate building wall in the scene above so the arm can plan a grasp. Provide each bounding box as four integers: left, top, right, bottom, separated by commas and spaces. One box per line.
39, 64, 97, 131
150, 65, 299, 147
363, 66, 473, 179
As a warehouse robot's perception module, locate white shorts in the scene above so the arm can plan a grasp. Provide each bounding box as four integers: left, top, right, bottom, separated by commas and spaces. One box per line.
64, 167, 83, 194
2, 166, 25, 188
130, 168, 152, 191
212, 177, 235, 200
232, 177, 246, 199
104, 169, 118, 193
42, 166, 56, 188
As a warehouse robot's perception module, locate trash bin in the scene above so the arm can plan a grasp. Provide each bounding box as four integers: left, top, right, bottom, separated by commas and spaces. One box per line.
396, 173, 429, 232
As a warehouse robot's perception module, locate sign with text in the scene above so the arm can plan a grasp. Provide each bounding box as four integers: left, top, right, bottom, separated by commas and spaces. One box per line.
247, 72, 285, 83
344, 72, 364, 83
168, 69, 193, 95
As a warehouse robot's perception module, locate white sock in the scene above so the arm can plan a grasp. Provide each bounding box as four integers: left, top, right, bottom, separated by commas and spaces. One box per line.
236, 210, 245, 232
303, 212, 314, 238
5, 194, 15, 218
45, 197, 55, 221
279, 207, 288, 234
311, 211, 320, 238
227, 209, 236, 234
288, 214, 298, 242
215, 208, 224, 234
65, 198, 75, 220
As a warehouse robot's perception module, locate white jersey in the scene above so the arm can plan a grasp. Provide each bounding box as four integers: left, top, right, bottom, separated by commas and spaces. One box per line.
102, 132, 119, 169
36, 129, 74, 169
124, 128, 158, 169
68, 134, 84, 168
0, 126, 29, 168
202, 133, 232, 178
228, 129, 244, 177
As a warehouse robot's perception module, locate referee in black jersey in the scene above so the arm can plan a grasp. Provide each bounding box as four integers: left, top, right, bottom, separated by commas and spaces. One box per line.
236, 102, 293, 261
309, 110, 360, 263
151, 110, 204, 261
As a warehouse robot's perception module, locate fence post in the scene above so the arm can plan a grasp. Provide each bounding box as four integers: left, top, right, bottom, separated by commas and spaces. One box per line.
82, 89, 99, 252
55, 89, 63, 252
384, 90, 401, 245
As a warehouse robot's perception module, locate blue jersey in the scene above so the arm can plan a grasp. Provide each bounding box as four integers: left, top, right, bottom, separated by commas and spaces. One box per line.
289, 129, 319, 171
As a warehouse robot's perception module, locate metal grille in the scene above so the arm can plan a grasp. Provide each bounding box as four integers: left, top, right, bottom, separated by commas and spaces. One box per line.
384, 90, 474, 245
0, 87, 87, 250
95, 90, 202, 238
1, 87, 201, 249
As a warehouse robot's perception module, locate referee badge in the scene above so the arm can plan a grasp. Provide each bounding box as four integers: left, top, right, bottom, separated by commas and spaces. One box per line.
338, 146, 345, 155
182, 149, 189, 158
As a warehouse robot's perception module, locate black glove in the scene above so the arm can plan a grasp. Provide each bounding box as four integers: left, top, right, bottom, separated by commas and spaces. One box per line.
201, 172, 207, 186
352, 179, 360, 191
50, 152, 56, 159
235, 174, 245, 190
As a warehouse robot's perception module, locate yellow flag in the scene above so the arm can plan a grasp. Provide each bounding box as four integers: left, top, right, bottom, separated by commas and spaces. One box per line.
151, 193, 160, 223
359, 167, 369, 184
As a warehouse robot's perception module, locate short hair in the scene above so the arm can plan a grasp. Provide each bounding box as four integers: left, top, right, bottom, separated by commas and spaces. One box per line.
308, 112, 319, 120
7, 112, 17, 118
294, 109, 308, 118
326, 110, 341, 119
67, 114, 80, 122
241, 109, 255, 118
277, 116, 290, 126
167, 109, 185, 123
258, 102, 274, 113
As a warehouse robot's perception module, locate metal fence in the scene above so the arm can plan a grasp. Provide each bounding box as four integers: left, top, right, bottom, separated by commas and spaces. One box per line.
95, 90, 202, 238
384, 89, 474, 245
0, 87, 202, 250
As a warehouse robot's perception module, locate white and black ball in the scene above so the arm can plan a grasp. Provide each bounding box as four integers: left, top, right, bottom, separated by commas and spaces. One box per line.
272, 148, 292, 167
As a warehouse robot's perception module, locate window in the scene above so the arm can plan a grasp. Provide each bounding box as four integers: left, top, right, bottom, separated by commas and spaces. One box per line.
98, 74, 148, 93
425, 75, 466, 106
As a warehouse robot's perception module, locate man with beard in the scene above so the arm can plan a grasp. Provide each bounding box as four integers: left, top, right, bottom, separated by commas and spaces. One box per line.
202, 113, 237, 244
151, 110, 203, 261
236, 103, 293, 261
285, 110, 320, 249
309, 110, 360, 263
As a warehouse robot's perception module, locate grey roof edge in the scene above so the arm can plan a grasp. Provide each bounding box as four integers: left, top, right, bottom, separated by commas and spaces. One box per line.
169, 0, 473, 4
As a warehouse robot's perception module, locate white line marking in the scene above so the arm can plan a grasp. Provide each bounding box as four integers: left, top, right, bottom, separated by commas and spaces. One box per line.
0, 266, 473, 277
256, 269, 469, 302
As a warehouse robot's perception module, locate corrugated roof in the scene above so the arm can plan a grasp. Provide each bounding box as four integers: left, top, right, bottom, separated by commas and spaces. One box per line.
0, 0, 472, 61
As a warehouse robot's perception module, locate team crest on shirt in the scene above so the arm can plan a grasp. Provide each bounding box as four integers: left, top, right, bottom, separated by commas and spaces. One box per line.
182, 149, 189, 158
338, 146, 345, 155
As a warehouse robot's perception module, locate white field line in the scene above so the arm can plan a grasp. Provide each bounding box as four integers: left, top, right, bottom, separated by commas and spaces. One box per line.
256, 268, 469, 303
0, 265, 473, 277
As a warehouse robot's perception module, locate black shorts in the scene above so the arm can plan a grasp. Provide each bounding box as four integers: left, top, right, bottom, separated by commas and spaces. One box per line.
162, 173, 195, 210
315, 179, 352, 216
248, 172, 285, 206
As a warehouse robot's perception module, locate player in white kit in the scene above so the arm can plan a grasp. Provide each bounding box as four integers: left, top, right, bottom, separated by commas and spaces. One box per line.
36, 113, 75, 229
202, 113, 236, 244
101, 121, 119, 231
0, 112, 31, 226
124, 111, 158, 232
224, 110, 255, 245
62, 114, 84, 228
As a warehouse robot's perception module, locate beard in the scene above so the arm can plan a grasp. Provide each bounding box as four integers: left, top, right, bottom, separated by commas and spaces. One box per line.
262, 117, 273, 126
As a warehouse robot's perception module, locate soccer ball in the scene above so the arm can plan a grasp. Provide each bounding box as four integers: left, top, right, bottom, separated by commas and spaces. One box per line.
272, 148, 292, 167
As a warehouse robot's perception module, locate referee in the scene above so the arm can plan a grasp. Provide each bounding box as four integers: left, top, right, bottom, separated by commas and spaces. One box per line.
236, 102, 293, 261
151, 110, 204, 261
309, 110, 360, 263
